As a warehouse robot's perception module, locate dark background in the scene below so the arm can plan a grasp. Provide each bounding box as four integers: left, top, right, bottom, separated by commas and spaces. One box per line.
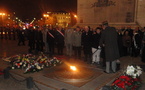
0, 0, 77, 21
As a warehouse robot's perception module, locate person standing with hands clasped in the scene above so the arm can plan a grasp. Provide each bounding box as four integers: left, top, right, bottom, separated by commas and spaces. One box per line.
91, 28, 101, 64
100, 21, 120, 74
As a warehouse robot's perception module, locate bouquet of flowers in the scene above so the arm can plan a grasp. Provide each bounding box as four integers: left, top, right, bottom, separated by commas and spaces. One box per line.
3, 54, 62, 74
111, 65, 142, 90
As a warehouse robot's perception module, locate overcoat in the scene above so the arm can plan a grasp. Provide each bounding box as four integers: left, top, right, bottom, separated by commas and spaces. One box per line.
100, 26, 120, 61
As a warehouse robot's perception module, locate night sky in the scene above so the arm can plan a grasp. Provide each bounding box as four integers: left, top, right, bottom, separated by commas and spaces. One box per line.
0, 0, 77, 21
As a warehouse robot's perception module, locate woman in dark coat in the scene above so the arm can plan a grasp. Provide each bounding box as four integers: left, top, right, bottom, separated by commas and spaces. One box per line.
122, 31, 132, 56
131, 30, 141, 57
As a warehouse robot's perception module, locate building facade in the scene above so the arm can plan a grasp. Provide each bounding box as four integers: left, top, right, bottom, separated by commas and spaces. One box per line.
77, 0, 145, 28
43, 12, 71, 28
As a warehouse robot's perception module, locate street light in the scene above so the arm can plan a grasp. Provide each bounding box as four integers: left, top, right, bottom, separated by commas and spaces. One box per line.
43, 14, 49, 17
43, 14, 49, 25
0, 13, 5, 16
74, 15, 77, 18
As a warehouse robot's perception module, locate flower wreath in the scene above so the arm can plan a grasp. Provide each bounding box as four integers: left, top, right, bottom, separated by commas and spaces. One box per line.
111, 65, 142, 90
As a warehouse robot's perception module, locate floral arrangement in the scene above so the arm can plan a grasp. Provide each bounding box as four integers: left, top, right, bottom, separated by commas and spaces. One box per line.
3, 54, 62, 74
111, 65, 142, 90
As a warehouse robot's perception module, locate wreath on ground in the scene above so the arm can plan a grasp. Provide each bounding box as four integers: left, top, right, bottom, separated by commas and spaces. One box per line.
103, 64, 142, 90
3, 54, 62, 74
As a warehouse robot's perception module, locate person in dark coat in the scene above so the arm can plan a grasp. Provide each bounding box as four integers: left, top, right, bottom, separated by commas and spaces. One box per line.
116, 29, 124, 57
100, 21, 120, 73
55, 27, 65, 55
12, 28, 16, 40
82, 26, 92, 64
8, 28, 11, 40
141, 28, 145, 63
47, 27, 55, 57
28, 28, 35, 53
131, 30, 141, 57
17, 28, 25, 46
122, 30, 132, 56
35, 28, 44, 53
91, 28, 101, 64
126, 26, 133, 38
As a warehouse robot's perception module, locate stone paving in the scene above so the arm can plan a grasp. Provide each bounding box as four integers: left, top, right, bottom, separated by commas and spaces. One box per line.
0, 39, 145, 90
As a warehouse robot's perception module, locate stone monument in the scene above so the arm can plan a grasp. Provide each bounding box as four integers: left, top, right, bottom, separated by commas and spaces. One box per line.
77, 0, 138, 27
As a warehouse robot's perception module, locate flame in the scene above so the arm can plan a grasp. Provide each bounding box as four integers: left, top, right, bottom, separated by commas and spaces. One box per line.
70, 66, 77, 71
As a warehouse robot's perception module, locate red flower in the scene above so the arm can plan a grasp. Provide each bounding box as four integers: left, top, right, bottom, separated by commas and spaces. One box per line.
119, 75, 131, 81
112, 75, 134, 89
116, 82, 125, 88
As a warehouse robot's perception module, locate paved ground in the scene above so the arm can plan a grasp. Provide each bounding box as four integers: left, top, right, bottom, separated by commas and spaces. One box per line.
0, 39, 145, 90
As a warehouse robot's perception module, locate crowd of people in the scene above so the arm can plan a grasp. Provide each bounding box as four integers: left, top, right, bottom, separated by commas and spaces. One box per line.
1, 22, 145, 73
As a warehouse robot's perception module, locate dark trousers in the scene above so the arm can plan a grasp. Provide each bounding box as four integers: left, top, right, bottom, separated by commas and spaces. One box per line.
36, 41, 43, 52
57, 42, 64, 55
84, 54, 92, 64
101, 47, 106, 67
28, 41, 35, 53
83, 46, 92, 63
48, 42, 55, 56
13, 34, 16, 40
18, 38, 25, 45
74, 46, 81, 58
142, 46, 145, 63
8, 33, 11, 40
131, 46, 140, 57
123, 46, 131, 56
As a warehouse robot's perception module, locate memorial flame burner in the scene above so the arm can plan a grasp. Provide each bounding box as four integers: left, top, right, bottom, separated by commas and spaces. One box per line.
54, 65, 96, 82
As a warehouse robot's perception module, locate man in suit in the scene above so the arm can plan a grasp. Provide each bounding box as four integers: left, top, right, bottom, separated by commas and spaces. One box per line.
27, 27, 36, 53
72, 26, 82, 59
82, 26, 92, 64
17, 28, 25, 46
100, 21, 120, 73
65, 28, 74, 57
47, 26, 55, 57
35, 27, 44, 53
55, 27, 65, 55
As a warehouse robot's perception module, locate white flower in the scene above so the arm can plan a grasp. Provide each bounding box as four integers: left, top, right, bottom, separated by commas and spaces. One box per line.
132, 74, 137, 78
126, 66, 135, 76
136, 69, 142, 76
126, 65, 142, 78
137, 66, 141, 69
